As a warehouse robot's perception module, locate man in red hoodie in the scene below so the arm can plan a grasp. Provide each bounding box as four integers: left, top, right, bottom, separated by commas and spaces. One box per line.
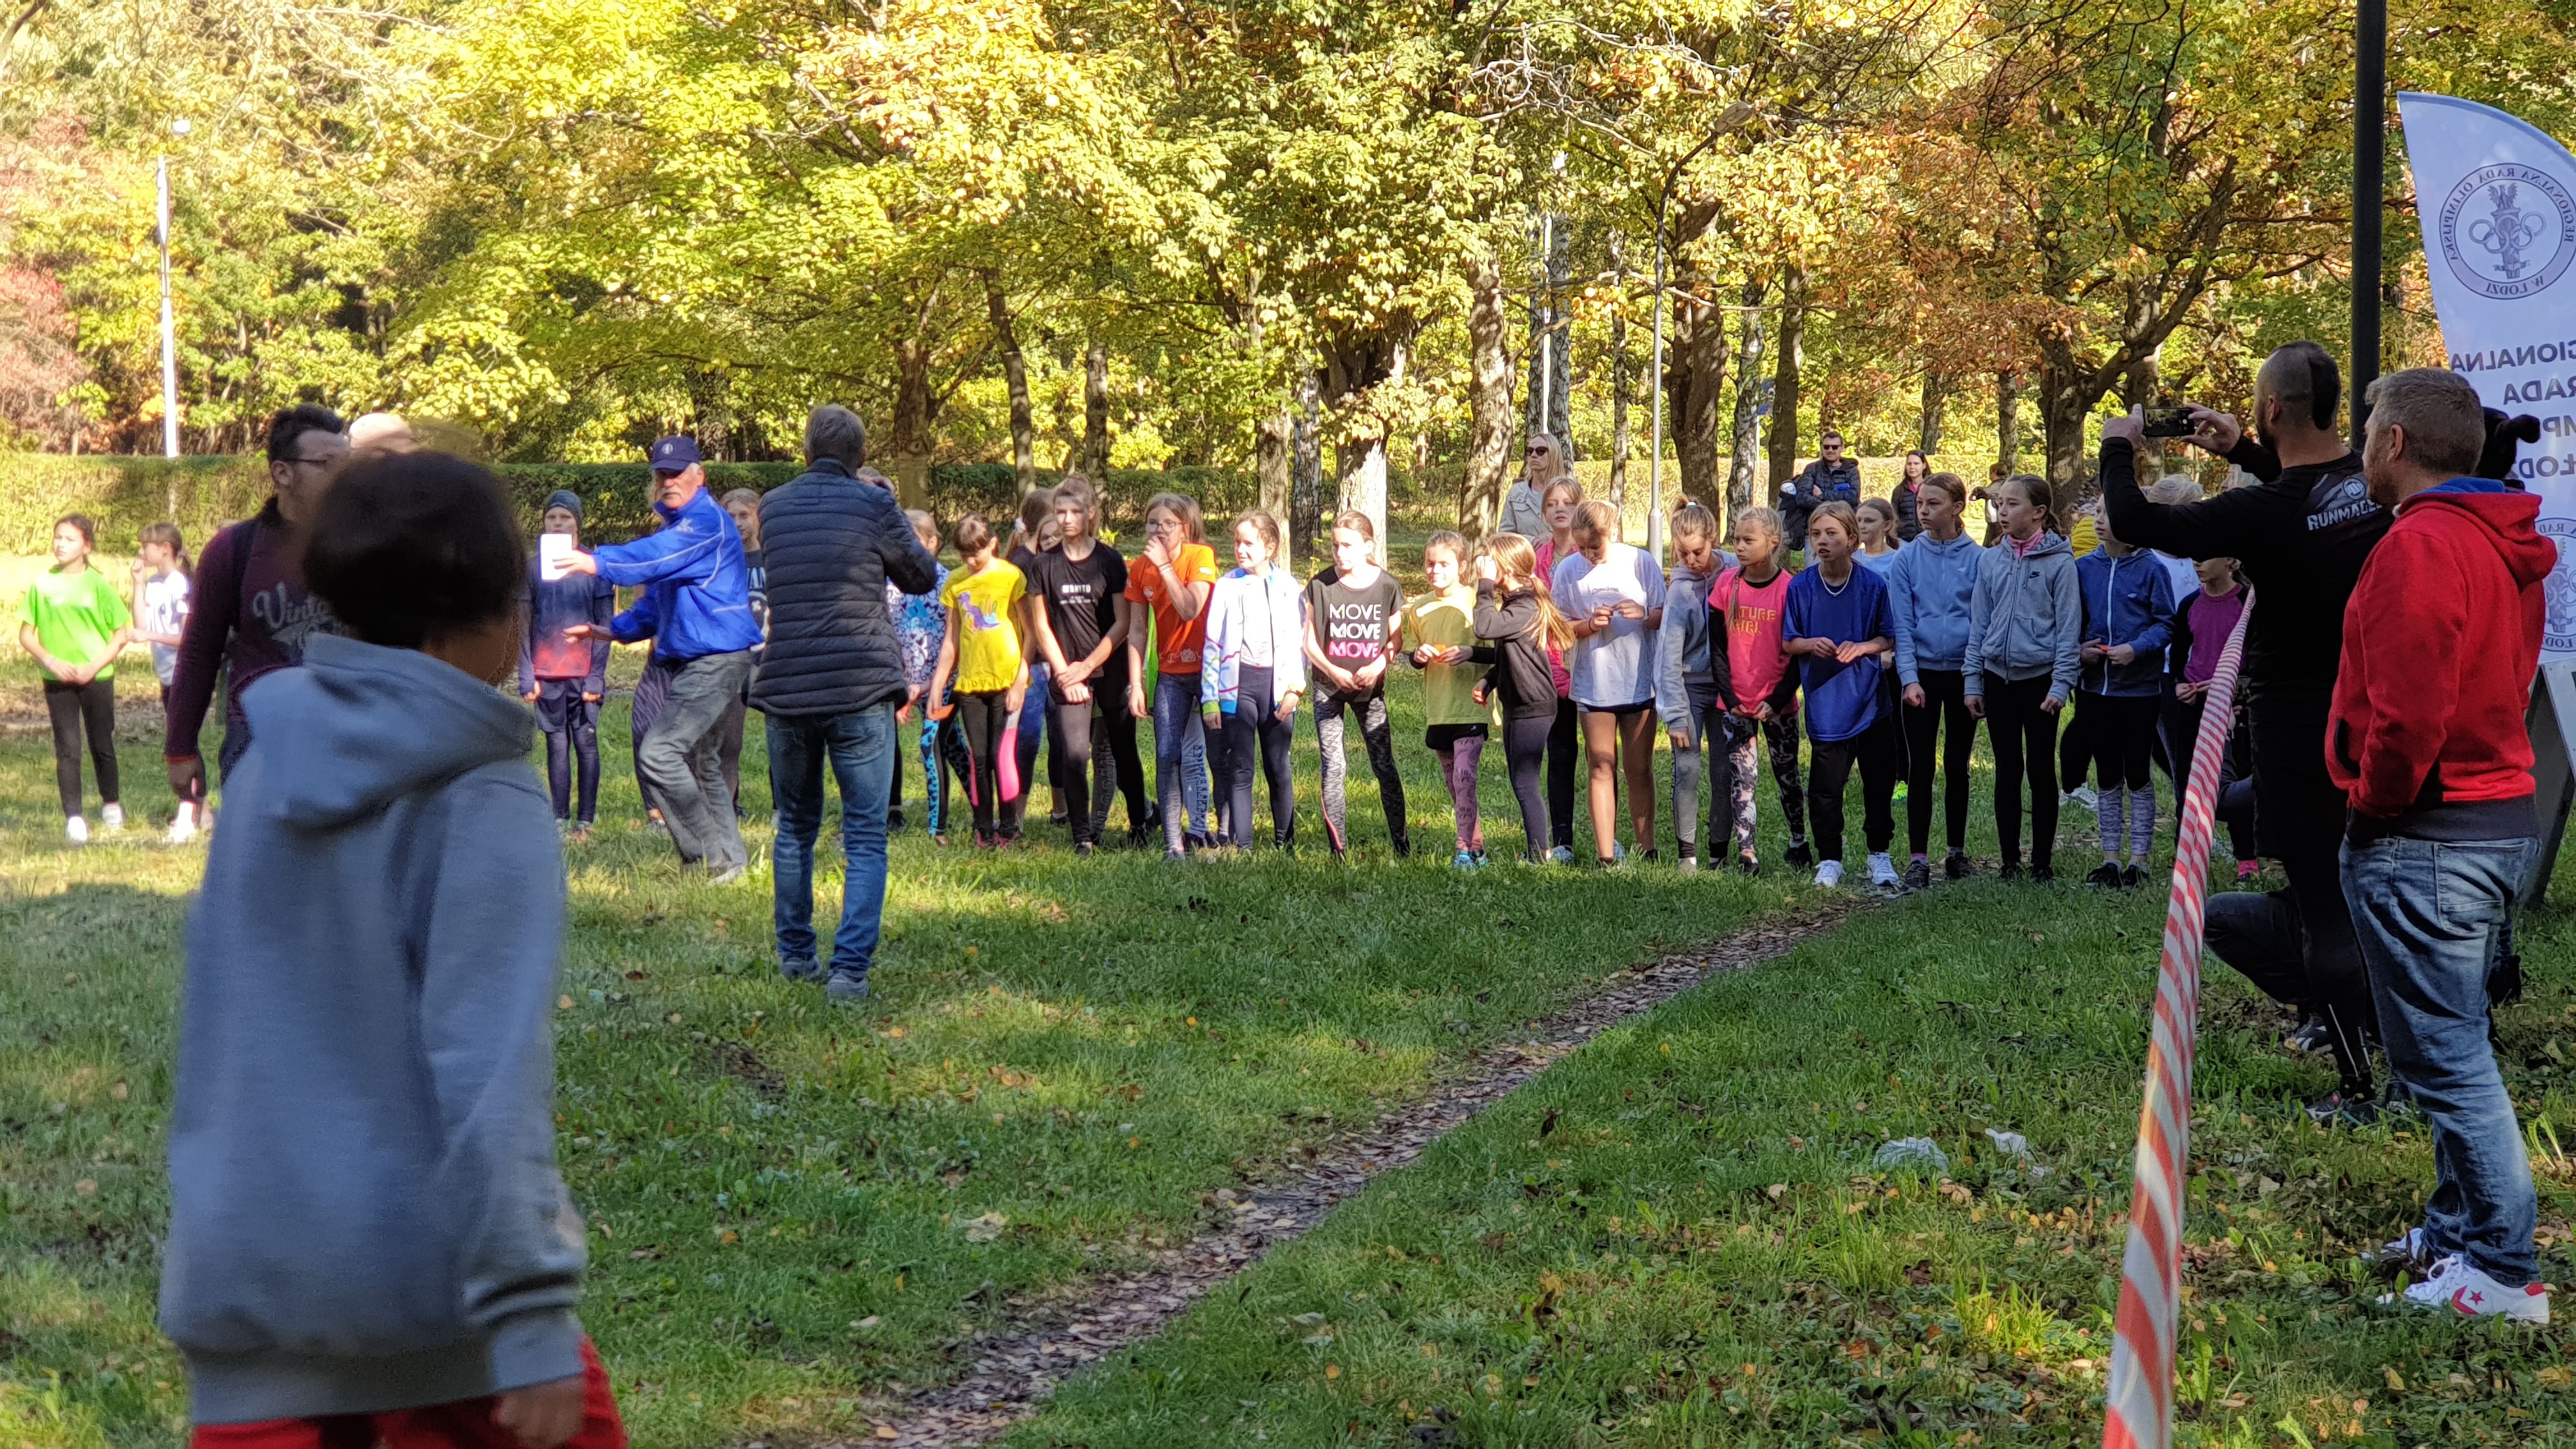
2334, 365, 2556, 1323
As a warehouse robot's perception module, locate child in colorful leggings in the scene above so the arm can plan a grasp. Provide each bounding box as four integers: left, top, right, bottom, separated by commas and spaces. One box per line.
1403, 531, 1487, 866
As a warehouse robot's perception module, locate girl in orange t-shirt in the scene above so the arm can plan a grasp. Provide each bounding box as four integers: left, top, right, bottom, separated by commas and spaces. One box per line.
1124, 493, 1222, 857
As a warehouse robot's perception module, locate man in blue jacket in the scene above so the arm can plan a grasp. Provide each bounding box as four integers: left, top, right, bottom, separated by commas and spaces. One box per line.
564, 436, 763, 878
751, 406, 939, 1002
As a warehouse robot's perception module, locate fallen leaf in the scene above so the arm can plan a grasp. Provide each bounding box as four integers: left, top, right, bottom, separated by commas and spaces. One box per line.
74, 1178, 96, 1195
558, 995, 575, 1011
962, 1212, 1008, 1243
2385, 1366, 2407, 1392
1324, 1363, 1341, 1380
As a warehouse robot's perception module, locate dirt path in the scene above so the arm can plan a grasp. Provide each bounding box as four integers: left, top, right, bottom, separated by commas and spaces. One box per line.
846, 903, 1854, 1448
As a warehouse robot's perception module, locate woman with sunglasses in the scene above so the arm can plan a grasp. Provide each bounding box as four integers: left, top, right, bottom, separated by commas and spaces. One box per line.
1500, 433, 1568, 540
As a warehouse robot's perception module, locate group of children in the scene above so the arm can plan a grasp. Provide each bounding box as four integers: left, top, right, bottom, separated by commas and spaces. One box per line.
869, 463, 2250, 889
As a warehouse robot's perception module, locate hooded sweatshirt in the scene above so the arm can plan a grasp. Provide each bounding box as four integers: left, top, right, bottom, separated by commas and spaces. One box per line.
1201, 565, 1308, 712
1886, 528, 1981, 686
2331, 479, 2557, 841
2073, 548, 2177, 698
1962, 530, 2082, 703
1653, 557, 1742, 738
161, 633, 586, 1425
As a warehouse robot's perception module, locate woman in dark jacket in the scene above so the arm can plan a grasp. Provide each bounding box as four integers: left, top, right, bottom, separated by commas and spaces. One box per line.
1894, 450, 1931, 541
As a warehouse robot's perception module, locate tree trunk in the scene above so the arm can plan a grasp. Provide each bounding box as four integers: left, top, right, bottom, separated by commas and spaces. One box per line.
1291, 371, 1323, 574
1608, 239, 1630, 530
2122, 344, 2161, 410
1081, 342, 1110, 480
1917, 371, 1947, 456
1669, 257, 1727, 510
1257, 404, 1292, 524
1727, 277, 1766, 516
1996, 371, 2020, 476
2039, 356, 2101, 513
983, 271, 1034, 491
1765, 268, 1806, 496
888, 335, 936, 509
1461, 249, 1515, 540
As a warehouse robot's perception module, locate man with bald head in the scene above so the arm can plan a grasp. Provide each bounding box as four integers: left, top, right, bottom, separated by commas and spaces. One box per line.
2101, 341, 2392, 1123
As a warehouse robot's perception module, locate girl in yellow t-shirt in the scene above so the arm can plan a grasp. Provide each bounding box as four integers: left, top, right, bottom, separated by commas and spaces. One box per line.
1401, 530, 1488, 866
928, 514, 1031, 846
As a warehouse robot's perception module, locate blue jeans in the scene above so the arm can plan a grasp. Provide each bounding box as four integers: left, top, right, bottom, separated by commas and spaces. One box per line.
1149, 671, 1213, 852
767, 705, 896, 983
2342, 832, 2539, 1285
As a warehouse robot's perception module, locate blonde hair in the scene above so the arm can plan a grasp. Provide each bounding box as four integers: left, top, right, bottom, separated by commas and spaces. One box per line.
905, 507, 939, 547
1541, 477, 1584, 510
1572, 499, 1618, 546
1482, 532, 1575, 650
1233, 509, 1282, 556
1331, 509, 1375, 540
1670, 502, 1720, 546
1732, 505, 1784, 569
1144, 491, 1204, 544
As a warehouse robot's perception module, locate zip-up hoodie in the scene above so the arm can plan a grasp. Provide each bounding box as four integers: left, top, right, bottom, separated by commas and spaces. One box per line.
161, 633, 586, 1425
1887, 529, 1981, 686
595, 486, 764, 662
2073, 548, 2177, 698
1962, 530, 2082, 703
2331, 479, 2557, 841
1472, 581, 1565, 721
1201, 565, 1308, 712
1653, 558, 1742, 739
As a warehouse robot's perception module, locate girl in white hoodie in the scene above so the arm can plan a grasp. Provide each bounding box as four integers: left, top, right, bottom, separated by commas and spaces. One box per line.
1201, 510, 1307, 850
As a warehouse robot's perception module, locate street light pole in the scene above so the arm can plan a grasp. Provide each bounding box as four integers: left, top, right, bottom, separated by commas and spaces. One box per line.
157, 119, 188, 457
2351, 0, 2385, 443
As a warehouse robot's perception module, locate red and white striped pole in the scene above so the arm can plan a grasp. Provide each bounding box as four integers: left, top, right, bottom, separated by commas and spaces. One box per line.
2102, 594, 2255, 1449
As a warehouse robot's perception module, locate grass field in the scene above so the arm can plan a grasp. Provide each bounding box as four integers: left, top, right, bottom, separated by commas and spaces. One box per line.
4, 546, 2573, 1447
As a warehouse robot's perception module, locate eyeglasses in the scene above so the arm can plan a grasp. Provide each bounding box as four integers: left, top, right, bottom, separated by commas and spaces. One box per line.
279, 455, 334, 468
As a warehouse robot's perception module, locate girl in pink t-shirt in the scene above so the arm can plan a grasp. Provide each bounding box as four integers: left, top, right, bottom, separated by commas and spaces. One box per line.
1707, 506, 1810, 870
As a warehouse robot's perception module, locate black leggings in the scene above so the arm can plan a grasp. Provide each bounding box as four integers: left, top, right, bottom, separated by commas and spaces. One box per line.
1981, 672, 2060, 868
1544, 696, 1578, 848
1215, 666, 1297, 848
1501, 711, 1554, 862
545, 717, 601, 824
1902, 668, 1975, 855
956, 691, 1020, 838
2176, 693, 2255, 863
1050, 673, 1147, 845
2078, 690, 2160, 791
44, 678, 118, 818
1807, 714, 1900, 865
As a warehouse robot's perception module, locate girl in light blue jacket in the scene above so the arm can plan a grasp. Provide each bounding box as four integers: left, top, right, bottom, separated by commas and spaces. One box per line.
1963, 475, 2083, 880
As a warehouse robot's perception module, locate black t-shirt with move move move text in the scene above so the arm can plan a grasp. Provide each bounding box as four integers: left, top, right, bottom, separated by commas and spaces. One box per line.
1029, 542, 1129, 695
1307, 567, 1405, 700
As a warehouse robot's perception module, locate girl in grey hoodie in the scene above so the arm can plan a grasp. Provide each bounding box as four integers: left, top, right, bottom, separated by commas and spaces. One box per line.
1963, 474, 2083, 880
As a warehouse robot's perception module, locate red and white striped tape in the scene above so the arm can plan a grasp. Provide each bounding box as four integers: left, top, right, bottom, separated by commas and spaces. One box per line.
2102, 592, 2255, 1449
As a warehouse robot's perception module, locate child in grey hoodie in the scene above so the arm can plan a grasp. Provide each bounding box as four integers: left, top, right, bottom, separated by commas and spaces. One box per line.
160, 451, 622, 1448
1963, 473, 2083, 880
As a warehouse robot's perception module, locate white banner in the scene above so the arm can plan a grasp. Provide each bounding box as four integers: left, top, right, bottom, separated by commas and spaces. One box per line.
2400, 91, 2576, 654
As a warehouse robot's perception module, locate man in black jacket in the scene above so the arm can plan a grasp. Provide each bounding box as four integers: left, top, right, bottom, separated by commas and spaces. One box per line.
1780, 430, 1860, 558
2100, 341, 2392, 1123
752, 404, 940, 1002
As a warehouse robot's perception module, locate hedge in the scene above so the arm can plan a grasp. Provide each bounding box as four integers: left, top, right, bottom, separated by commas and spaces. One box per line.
0, 454, 1259, 551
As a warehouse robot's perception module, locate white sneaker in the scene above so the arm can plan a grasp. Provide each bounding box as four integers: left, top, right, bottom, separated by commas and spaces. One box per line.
64, 815, 88, 845
100, 802, 124, 832
1676, 854, 1699, 874
165, 814, 199, 845
1813, 859, 1844, 889
2066, 785, 2099, 812
2379, 1254, 2550, 1324
1867, 852, 1899, 889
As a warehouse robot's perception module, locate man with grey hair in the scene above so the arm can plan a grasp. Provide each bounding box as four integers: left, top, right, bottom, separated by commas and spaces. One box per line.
2332, 365, 2556, 1319
2101, 340, 2392, 1124
750, 405, 939, 1002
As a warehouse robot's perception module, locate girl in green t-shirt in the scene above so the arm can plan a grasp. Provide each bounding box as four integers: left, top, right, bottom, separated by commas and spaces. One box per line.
19, 514, 132, 843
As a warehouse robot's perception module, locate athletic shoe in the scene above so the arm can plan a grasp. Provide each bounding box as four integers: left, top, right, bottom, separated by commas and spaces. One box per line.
2305, 1088, 2383, 1128
1452, 849, 1481, 871
1186, 831, 1214, 852
2029, 862, 2055, 884
1075, 841, 1098, 859
2378, 1227, 2436, 1278
1471, 851, 1490, 868
2066, 785, 2099, 812
825, 971, 871, 1006
2283, 1016, 2331, 1054
100, 803, 124, 832
2379, 1255, 2550, 1324
1813, 859, 1844, 889
165, 814, 199, 845
1392, 834, 1413, 859
709, 862, 746, 885
64, 815, 88, 845
1736, 853, 1760, 877
1165, 848, 1187, 862
1784, 839, 1814, 869
1902, 858, 1932, 892
778, 956, 826, 983
1547, 845, 1575, 865
647, 816, 670, 837
1676, 853, 1699, 874
2235, 859, 2261, 883
1867, 852, 1899, 889
2086, 862, 2124, 889
1944, 850, 1971, 880
887, 808, 908, 831
2000, 859, 2025, 881
2123, 864, 2149, 889
1611, 841, 1629, 862
1892, 782, 1909, 804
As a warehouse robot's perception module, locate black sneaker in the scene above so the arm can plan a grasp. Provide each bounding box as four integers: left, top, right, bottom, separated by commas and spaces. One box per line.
2306, 1088, 2382, 1128
1073, 840, 1097, 858
1392, 835, 1413, 859
2122, 864, 2149, 889
1785, 839, 1814, 870
1736, 853, 1761, 877
2283, 1017, 2331, 1054
1901, 858, 1931, 892
2086, 862, 2124, 889
2030, 862, 2055, 884
2000, 859, 2025, 881
778, 956, 825, 983
1944, 850, 1971, 880
888, 808, 908, 831
825, 971, 871, 1006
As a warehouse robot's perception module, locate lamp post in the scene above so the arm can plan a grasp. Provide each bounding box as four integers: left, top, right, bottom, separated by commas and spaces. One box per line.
2352, 0, 2384, 442
158, 119, 188, 458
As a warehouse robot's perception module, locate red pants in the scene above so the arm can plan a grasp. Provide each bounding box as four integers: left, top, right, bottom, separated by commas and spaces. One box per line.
191, 1338, 625, 1449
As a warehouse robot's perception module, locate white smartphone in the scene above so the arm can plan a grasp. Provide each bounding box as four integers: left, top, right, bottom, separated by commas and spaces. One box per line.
539, 532, 575, 581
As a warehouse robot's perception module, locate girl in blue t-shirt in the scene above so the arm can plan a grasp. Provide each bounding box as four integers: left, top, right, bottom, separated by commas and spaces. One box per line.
1782, 502, 1898, 891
